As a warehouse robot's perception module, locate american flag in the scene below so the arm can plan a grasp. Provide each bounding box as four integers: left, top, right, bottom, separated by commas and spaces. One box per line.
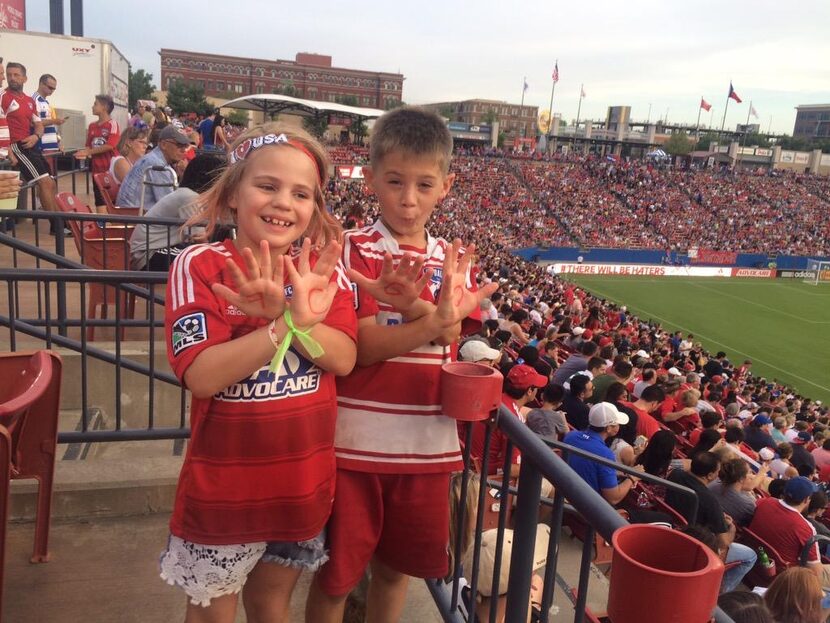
552, 61, 559, 83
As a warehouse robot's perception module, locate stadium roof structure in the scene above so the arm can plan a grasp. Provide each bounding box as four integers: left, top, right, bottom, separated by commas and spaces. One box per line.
220, 94, 386, 122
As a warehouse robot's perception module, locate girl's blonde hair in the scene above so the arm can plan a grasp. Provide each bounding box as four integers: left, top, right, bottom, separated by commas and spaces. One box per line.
193, 122, 340, 246
764, 567, 824, 623
447, 471, 481, 581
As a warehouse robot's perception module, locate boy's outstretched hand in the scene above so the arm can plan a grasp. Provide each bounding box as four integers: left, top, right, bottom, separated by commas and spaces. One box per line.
211, 240, 286, 319
284, 238, 342, 328
435, 239, 498, 328
347, 252, 433, 312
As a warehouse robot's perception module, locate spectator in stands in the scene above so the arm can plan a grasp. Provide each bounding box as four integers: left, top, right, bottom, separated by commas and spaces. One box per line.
771, 416, 789, 444
665, 452, 756, 592
791, 431, 818, 476
606, 382, 637, 444
804, 490, 830, 555
462, 525, 549, 623
632, 368, 656, 398
636, 429, 679, 478
526, 383, 568, 440
749, 477, 828, 583
704, 352, 727, 379
552, 340, 598, 385
590, 360, 633, 404
562, 373, 592, 431
213, 114, 230, 152
660, 383, 699, 424
764, 567, 827, 623
540, 340, 559, 371
75, 94, 120, 211
109, 127, 150, 184
197, 108, 217, 149
689, 410, 723, 446
586, 356, 607, 379
744, 414, 777, 453
812, 437, 830, 475
689, 429, 727, 461
769, 442, 799, 479
117, 126, 188, 211
500, 308, 530, 345
625, 384, 666, 440
458, 339, 501, 366
717, 592, 775, 623
564, 402, 643, 505
708, 458, 757, 527
129, 153, 224, 270
1, 62, 61, 230
31, 73, 65, 153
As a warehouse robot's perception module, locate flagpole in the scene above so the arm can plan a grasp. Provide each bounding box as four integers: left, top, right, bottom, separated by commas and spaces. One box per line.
737, 99, 752, 168
767, 115, 772, 135
695, 99, 702, 141
575, 83, 583, 149
547, 61, 557, 139
719, 83, 731, 139
520, 76, 527, 138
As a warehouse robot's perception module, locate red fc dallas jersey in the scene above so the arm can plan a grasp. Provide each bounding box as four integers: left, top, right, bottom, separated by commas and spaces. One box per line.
165, 240, 357, 545
0, 89, 38, 142
335, 220, 481, 474
86, 119, 120, 173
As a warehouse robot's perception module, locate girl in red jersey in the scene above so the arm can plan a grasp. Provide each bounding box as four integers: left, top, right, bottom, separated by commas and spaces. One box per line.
160, 124, 357, 622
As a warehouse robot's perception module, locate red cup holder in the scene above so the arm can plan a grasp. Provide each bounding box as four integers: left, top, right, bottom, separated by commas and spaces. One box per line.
441, 362, 503, 421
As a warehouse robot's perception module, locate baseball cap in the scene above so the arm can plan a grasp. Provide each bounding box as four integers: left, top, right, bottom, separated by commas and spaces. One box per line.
460, 340, 501, 363
599, 336, 613, 348
159, 125, 190, 145
784, 476, 818, 502
793, 431, 812, 444
668, 367, 682, 377
635, 349, 650, 359
463, 524, 550, 597
582, 329, 594, 340
588, 402, 629, 427
737, 410, 754, 421
759, 448, 775, 461
753, 414, 773, 426
506, 365, 547, 390
572, 327, 585, 336
711, 375, 724, 384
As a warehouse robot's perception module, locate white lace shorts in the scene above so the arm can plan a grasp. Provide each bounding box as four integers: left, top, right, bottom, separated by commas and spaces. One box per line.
159, 530, 328, 607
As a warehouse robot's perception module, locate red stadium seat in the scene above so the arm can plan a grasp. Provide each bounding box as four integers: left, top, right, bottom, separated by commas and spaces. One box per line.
93, 172, 140, 217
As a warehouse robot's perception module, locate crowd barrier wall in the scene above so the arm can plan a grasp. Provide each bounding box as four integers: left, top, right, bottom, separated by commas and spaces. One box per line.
513, 246, 830, 270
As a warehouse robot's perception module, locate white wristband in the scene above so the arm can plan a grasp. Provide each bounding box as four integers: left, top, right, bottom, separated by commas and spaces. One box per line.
267, 319, 281, 351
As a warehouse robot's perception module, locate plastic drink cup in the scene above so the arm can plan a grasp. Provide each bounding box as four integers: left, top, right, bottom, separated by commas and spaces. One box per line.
0, 170, 20, 210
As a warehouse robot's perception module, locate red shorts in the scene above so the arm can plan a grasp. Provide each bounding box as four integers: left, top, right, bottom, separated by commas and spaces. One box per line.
316, 469, 451, 596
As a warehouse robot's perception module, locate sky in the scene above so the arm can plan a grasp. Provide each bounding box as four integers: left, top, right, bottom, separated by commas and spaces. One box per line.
23, 0, 830, 135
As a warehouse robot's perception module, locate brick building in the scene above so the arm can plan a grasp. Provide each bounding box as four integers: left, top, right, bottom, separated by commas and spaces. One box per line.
159, 50, 404, 110
421, 99, 538, 139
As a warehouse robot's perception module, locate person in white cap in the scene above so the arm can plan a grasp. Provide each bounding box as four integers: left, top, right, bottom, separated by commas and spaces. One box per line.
462, 524, 550, 623
563, 403, 644, 505
459, 340, 501, 367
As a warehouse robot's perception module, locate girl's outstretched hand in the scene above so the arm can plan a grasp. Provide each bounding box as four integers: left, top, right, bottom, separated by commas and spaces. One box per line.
211, 240, 286, 319
435, 239, 499, 328
284, 238, 342, 328
347, 251, 432, 312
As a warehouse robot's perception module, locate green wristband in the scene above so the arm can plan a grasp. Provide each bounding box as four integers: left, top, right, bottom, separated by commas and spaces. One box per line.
268, 309, 325, 375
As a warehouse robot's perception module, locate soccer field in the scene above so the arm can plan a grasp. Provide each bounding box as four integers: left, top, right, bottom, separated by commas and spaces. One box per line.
566, 276, 830, 404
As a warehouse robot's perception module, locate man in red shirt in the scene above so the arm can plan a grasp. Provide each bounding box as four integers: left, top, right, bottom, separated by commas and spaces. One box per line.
748, 477, 830, 583
622, 384, 666, 440
1, 62, 59, 222
75, 94, 120, 210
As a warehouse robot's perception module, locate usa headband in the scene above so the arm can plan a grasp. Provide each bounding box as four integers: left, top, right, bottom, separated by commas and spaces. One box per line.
229, 133, 322, 182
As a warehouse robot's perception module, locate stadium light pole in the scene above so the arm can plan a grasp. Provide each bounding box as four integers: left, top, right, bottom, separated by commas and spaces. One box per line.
575, 83, 584, 151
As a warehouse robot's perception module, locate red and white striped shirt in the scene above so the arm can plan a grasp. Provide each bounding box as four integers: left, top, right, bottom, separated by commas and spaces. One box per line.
335, 220, 479, 474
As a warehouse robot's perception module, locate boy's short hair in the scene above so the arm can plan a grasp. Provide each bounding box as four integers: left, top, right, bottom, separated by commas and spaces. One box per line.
369, 106, 453, 174
95, 94, 115, 114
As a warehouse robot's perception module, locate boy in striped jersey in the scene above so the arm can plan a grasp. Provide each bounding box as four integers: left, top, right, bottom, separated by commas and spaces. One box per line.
309, 107, 497, 622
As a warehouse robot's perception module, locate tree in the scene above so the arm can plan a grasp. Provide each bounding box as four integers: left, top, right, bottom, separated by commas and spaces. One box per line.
166, 80, 212, 116
695, 132, 718, 151
743, 133, 770, 148
664, 132, 692, 156
303, 115, 329, 138
438, 105, 456, 121
226, 109, 250, 127
128, 69, 156, 109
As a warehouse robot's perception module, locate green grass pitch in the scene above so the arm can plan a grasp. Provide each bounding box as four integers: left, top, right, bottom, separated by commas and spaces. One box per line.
566, 276, 830, 404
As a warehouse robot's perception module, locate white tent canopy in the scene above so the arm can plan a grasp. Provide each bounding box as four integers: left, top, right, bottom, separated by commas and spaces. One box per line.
220, 94, 386, 121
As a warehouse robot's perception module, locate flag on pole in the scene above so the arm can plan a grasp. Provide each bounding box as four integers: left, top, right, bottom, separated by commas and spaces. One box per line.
523, 78, 529, 93
700, 98, 712, 112
750, 104, 759, 119
552, 62, 559, 83
728, 82, 742, 103
580, 86, 586, 98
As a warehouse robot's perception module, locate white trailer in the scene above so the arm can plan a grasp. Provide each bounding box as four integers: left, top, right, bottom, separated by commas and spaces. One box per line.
0, 29, 130, 149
